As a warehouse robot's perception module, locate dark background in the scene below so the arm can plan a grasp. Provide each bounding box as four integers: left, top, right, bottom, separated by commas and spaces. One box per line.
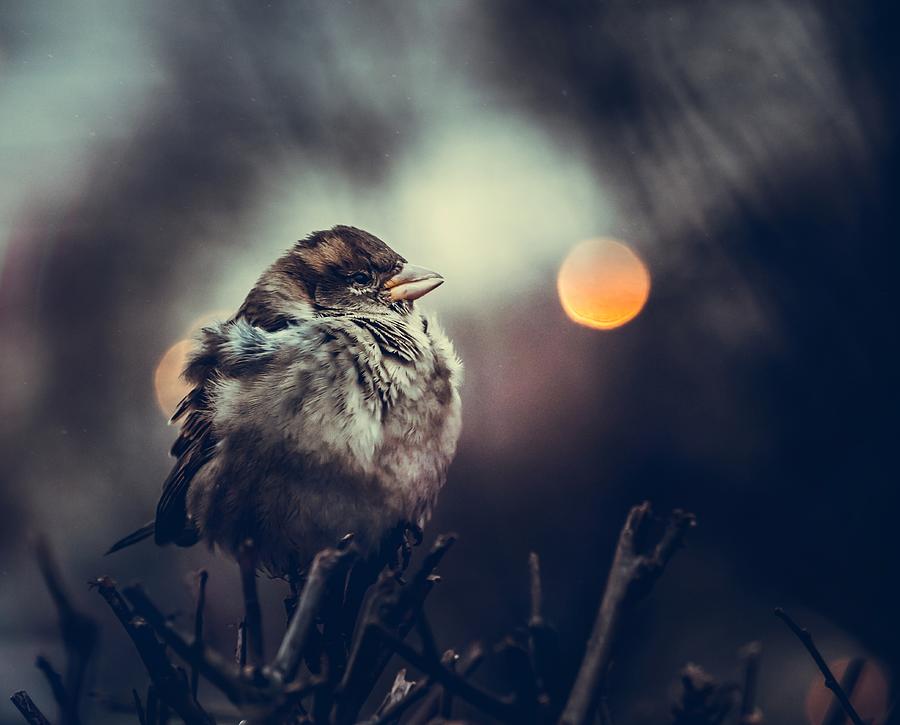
1, 1, 898, 723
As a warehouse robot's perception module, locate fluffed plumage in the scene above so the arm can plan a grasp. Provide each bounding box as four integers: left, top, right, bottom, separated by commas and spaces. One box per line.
110, 226, 462, 578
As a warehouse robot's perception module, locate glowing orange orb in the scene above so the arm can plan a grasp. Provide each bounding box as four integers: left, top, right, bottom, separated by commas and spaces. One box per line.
153, 311, 230, 417
154, 339, 195, 417
557, 238, 650, 330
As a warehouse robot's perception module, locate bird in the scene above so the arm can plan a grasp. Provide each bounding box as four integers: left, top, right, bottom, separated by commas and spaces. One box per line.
108, 225, 462, 581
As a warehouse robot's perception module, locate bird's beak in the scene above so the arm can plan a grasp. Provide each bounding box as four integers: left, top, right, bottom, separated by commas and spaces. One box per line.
384, 263, 444, 302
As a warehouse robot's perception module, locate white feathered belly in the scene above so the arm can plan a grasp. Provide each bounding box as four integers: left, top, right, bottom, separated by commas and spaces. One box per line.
189, 354, 461, 577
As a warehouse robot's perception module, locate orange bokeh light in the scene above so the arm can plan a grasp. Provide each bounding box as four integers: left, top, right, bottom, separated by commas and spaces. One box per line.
154, 339, 195, 417
557, 238, 650, 330
153, 310, 230, 417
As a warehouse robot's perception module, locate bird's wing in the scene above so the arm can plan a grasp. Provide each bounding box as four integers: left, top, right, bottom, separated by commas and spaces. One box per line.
154, 385, 216, 545
154, 313, 370, 546
154, 315, 282, 546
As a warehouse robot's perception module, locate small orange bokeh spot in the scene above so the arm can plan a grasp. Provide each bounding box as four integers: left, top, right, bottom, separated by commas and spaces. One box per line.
557, 238, 650, 330
153, 310, 230, 417
153, 339, 195, 417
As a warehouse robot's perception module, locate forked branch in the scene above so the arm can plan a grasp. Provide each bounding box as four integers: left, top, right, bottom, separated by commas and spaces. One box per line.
560, 503, 696, 725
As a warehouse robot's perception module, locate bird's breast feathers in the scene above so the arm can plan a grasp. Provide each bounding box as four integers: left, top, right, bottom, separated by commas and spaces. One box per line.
203, 313, 462, 505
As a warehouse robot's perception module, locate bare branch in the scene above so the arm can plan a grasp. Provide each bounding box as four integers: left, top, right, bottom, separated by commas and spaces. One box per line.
528, 552, 543, 625
120, 582, 248, 705
269, 545, 359, 685
10, 692, 52, 725
378, 668, 418, 713
35, 537, 98, 725
407, 534, 456, 602
560, 503, 696, 725
738, 642, 762, 725
238, 541, 265, 667
405, 649, 457, 725
34, 655, 67, 713
367, 669, 431, 725
132, 689, 148, 725
823, 658, 865, 725
92, 577, 215, 725
774, 608, 865, 725
192, 570, 209, 700
118, 580, 323, 724
374, 626, 519, 722
335, 534, 456, 725
671, 664, 736, 725
526, 552, 557, 712
408, 644, 484, 725
234, 621, 247, 668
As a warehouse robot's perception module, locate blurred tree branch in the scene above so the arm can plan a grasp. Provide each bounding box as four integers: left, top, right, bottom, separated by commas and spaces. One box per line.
738, 642, 763, 725
35, 537, 99, 725
10, 505, 709, 724
560, 503, 696, 725
671, 664, 736, 725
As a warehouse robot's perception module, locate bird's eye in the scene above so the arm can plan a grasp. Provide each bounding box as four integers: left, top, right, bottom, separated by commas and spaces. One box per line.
351, 271, 372, 285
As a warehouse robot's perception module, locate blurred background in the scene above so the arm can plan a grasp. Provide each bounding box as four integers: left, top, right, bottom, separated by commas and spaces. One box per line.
1, 1, 899, 722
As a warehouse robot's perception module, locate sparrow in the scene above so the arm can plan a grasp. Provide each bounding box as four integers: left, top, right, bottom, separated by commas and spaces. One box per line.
109, 226, 462, 580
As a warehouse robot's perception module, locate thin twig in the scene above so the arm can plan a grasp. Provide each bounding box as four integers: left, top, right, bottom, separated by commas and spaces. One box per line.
376, 682, 433, 725
406, 650, 458, 725
823, 658, 865, 725
121, 583, 250, 705
238, 541, 265, 667
375, 626, 519, 722
528, 552, 542, 625
526, 552, 555, 712
269, 546, 359, 684
35, 537, 98, 725
335, 535, 456, 725
192, 570, 209, 700
341, 556, 380, 648
560, 503, 696, 725
368, 668, 430, 724
377, 668, 418, 714
10, 692, 52, 725
738, 642, 762, 724
92, 578, 215, 725
132, 689, 148, 725
671, 663, 735, 725
35, 655, 68, 713
315, 543, 358, 723
409, 644, 486, 725
774, 608, 865, 725
123, 581, 322, 721
234, 621, 247, 668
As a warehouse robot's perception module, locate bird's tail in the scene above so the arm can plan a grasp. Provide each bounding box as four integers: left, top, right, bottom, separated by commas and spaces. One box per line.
105, 521, 155, 555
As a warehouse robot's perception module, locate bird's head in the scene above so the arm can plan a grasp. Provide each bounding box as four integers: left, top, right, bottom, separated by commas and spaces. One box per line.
240, 226, 443, 328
